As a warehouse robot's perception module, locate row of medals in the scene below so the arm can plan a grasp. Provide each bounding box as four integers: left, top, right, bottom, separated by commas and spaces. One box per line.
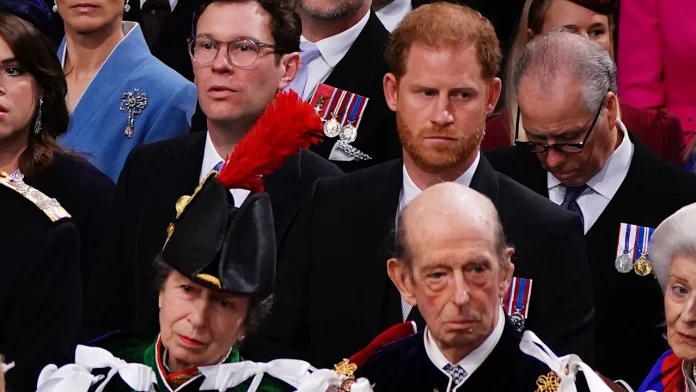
615, 251, 652, 276
315, 97, 358, 144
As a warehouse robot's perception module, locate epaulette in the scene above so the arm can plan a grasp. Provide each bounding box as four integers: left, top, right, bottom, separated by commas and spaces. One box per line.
0, 170, 71, 222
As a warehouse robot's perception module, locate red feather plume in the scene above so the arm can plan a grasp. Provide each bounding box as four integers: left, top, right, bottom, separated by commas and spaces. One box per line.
217, 90, 324, 193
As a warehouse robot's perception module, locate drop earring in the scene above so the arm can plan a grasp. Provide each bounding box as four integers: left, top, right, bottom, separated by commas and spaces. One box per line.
52, 0, 57, 12
33, 98, 43, 135
124, 0, 131, 12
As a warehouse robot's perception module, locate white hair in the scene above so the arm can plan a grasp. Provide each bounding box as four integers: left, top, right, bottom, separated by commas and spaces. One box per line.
649, 203, 696, 291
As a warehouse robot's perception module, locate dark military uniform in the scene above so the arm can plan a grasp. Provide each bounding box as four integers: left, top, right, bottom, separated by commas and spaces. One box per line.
0, 171, 82, 392
356, 322, 552, 392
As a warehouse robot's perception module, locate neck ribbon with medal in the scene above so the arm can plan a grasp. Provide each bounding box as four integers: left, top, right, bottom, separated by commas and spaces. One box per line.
614, 223, 655, 276
502, 277, 533, 332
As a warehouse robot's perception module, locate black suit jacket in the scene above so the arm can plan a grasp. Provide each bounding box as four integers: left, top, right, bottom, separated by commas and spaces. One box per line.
124, 1, 198, 82
83, 132, 342, 341
486, 133, 696, 387
1, 186, 82, 392
311, 12, 402, 173
245, 155, 595, 368
356, 323, 550, 391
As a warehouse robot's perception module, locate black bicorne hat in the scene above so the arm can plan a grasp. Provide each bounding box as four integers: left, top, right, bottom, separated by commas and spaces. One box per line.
159, 90, 324, 295
162, 174, 276, 295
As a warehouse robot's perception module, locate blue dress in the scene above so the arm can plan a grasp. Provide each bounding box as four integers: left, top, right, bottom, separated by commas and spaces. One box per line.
58, 22, 197, 181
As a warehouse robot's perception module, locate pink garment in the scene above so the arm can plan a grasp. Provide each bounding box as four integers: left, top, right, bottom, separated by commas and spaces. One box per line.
618, 0, 696, 132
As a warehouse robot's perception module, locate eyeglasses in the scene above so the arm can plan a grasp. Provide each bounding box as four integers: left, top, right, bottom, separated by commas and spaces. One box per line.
514, 97, 605, 154
186, 36, 281, 68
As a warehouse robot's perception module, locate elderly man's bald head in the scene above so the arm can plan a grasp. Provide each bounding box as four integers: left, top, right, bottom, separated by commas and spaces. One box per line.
394, 182, 508, 268
388, 183, 514, 361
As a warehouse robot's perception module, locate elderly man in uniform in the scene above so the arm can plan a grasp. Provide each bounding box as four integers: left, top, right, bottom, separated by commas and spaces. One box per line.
487, 31, 696, 387
355, 182, 551, 391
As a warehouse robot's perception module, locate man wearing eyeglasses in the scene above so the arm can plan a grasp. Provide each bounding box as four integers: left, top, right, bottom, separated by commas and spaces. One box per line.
82, 0, 342, 343
487, 31, 696, 388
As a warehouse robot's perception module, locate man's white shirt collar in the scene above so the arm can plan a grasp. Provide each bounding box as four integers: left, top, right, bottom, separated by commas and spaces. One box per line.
424, 306, 505, 390
401, 150, 480, 210
301, 10, 371, 68
139, 0, 177, 11
548, 119, 633, 201
375, 0, 412, 32
200, 132, 251, 205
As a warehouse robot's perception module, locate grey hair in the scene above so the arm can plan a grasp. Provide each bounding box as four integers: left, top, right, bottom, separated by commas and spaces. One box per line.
512, 29, 617, 114
649, 203, 696, 291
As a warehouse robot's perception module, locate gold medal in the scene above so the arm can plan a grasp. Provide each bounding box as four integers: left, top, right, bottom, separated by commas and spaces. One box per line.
634, 256, 652, 276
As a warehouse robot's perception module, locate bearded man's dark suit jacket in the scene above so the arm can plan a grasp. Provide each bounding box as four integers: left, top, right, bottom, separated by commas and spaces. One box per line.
243, 154, 595, 368
82, 132, 342, 342
486, 133, 696, 388
311, 12, 402, 173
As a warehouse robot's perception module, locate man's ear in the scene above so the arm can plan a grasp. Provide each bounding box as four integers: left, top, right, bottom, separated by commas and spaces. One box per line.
606, 91, 619, 132
383, 73, 399, 112
387, 258, 417, 306
486, 77, 502, 115
278, 52, 301, 90
498, 247, 515, 299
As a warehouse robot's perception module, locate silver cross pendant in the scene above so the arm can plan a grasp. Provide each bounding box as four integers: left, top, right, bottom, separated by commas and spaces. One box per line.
119, 89, 148, 139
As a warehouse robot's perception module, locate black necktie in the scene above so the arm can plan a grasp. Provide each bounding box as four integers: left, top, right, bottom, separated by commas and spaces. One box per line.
141, 0, 171, 46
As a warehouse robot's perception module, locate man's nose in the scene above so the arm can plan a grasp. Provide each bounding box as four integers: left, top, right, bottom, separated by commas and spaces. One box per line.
452, 274, 470, 307
431, 96, 455, 128
544, 148, 567, 170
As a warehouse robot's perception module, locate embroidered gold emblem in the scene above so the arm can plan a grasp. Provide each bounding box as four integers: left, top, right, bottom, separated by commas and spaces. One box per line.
535, 371, 560, 392
334, 359, 358, 378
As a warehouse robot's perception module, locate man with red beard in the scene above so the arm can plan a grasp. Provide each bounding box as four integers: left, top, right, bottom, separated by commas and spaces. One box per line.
244, 2, 596, 370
